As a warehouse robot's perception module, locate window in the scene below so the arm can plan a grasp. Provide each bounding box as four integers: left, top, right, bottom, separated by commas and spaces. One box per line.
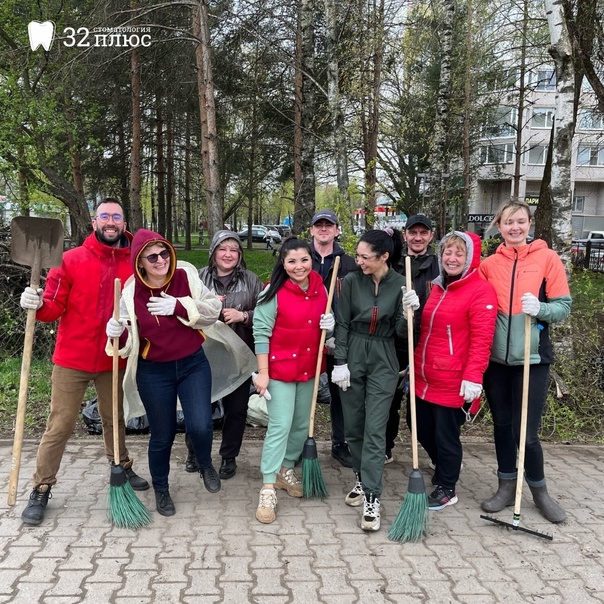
577, 146, 604, 166
480, 143, 514, 164
528, 145, 547, 165
483, 107, 517, 138
579, 109, 604, 130
573, 196, 585, 212
532, 108, 555, 129
533, 69, 556, 91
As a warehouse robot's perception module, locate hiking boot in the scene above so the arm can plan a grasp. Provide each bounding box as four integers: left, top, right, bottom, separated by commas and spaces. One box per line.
529, 484, 566, 524
21, 484, 52, 525
200, 465, 221, 493
256, 488, 277, 524
219, 457, 237, 480
360, 493, 381, 531
331, 443, 352, 468
275, 468, 303, 498
124, 468, 150, 491
345, 474, 364, 507
155, 490, 175, 516
428, 485, 458, 510
481, 476, 516, 513
185, 451, 199, 473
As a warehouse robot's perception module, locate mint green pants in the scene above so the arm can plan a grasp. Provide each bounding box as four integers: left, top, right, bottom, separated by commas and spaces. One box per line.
260, 379, 313, 484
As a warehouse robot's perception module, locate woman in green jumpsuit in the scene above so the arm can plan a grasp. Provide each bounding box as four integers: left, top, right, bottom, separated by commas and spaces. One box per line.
332, 228, 406, 531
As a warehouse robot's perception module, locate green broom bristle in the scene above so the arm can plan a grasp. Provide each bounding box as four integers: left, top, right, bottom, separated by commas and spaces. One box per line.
388, 469, 429, 543
108, 465, 152, 529
301, 437, 328, 498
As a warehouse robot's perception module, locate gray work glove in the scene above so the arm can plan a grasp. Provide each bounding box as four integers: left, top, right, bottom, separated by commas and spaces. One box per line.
147, 291, 177, 316
331, 363, 351, 392
402, 286, 420, 312
106, 318, 127, 339
20, 287, 43, 310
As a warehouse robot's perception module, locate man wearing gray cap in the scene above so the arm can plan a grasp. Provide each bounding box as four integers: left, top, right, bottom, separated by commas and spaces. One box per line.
309, 209, 357, 467
385, 214, 439, 463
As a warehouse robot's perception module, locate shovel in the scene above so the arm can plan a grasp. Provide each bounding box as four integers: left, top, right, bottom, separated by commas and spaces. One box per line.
7, 216, 64, 506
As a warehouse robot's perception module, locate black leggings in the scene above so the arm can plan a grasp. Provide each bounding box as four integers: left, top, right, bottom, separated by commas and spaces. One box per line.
483, 361, 549, 483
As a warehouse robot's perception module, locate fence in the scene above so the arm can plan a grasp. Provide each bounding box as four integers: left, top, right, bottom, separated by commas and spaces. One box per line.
571, 240, 604, 272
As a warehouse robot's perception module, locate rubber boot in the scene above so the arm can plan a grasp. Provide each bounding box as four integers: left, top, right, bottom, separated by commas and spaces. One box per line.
529, 484, 566, 523
481, 477, 516, 513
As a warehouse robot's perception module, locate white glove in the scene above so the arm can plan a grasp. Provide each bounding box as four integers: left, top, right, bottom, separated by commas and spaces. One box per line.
331, 363, 351, 392
521, 292, 541, 317
459, 380, 482, 402
251, 372, 272, 400
319, 313, 335, 331
325, 337, 336, 353
147, 291, 177, 316
20, 287, 43, 310
106, 318, 127, 338
402, 286, 420, 312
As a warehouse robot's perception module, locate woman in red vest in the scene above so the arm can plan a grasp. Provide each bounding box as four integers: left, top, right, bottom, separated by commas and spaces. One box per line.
252, 238, 335, 524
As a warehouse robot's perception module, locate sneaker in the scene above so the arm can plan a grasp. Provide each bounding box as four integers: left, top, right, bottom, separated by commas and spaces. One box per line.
331, 443, 352, 468
155, 490, 175, 516
428, 485, 458, 510
21, 485, 52, 525
200, 465, 221, 493
275, 468, 303, 498
360, 493, 381, 531
256, 488, 278, 524
345, 474, 364, 507
124, 467, 150, 491
384, 450, 394, 464
430, 460, 463, 471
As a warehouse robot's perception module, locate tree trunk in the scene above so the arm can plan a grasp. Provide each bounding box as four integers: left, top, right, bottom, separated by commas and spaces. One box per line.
461, 0, 473, 229
513, 0, 529, 200
192, 0, 223, 238
129, 32, 143, 231
156, 95, 166, 237
184, 115, 192, 251
167, 115, 175, 242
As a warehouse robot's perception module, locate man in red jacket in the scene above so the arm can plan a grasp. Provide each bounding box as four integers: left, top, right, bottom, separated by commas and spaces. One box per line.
18, 198, 149, 525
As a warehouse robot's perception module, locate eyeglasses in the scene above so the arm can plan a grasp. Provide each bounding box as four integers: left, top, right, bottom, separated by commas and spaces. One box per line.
95, 213, 124, 222
140, 249, 170, 264
355, 254, 378, 261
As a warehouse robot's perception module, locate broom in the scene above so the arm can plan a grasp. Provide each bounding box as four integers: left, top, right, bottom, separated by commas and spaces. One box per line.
302, 255, 340, 498
108, 278, 151, 529
388, 256, 429, 542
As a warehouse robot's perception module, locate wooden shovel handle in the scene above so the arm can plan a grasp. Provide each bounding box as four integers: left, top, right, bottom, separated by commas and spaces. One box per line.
8, 248, 42, 506
405, 256, 421, 469
308, 256, 341, 438
513, 313, 532, 523
112, 279, 121, 465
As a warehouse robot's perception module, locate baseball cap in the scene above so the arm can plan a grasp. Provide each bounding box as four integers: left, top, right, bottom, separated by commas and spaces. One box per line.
405, 215, 433, 230
311, 210, 338, 226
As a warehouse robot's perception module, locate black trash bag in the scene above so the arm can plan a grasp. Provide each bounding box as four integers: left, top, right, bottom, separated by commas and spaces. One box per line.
81, 398, 102, 435
126, 413, 150, 434
176, 400, 224, 432
317, 372, 331, 405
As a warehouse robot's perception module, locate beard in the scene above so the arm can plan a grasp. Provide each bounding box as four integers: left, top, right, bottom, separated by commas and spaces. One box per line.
95, 225, 124, 246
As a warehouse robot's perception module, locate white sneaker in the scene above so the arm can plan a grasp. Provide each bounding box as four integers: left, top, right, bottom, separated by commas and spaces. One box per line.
256, 488, 277, 524
345, 476, 364, 507
276, 468, 303, 498
430, 460, 464, 471
361, 494, 381, 531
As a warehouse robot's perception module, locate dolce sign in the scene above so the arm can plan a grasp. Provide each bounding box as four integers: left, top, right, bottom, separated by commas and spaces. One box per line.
468, 214, 494, 222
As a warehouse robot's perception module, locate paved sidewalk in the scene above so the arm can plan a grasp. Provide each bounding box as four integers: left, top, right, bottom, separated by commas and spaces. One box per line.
0, 437, 603, 603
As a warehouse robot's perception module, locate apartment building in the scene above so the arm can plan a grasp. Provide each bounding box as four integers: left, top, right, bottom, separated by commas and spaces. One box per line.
470, 67, 604, 238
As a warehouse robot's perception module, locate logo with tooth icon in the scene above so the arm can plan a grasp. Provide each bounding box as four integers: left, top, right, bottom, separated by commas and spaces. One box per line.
27, 21, 56, 52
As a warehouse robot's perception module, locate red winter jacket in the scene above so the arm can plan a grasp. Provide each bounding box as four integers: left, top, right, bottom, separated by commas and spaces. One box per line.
414, 232, 497, 412
37, 231, 133, 372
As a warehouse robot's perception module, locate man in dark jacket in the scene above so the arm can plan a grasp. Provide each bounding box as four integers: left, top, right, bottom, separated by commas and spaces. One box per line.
385, 214, 440, 462
18, 198, 148, 526
309, 209, 357, 467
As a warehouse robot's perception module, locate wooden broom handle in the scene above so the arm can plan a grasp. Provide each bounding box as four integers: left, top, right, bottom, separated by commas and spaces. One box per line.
405, 256, 420, 469
308, 256, 341, 438
513, 313, 532, 524
112, 279, 121, 465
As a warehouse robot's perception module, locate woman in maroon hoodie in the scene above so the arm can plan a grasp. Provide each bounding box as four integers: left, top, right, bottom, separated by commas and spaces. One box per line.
105, 229, 222, 516
407, 231, 497, 510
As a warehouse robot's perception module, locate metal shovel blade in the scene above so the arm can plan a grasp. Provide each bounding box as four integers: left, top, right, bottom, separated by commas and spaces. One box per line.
11, 216, 64, 269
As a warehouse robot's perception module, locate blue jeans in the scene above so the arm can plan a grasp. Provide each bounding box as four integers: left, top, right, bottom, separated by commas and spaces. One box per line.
136, 347, 213, 492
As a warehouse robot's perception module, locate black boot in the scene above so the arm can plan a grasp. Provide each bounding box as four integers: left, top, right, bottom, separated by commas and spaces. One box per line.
185, 451, 199, 473
481, 477, 516, 513
219, 457, 237, 479
529, 484, 566, 523
21, 485, 52, 525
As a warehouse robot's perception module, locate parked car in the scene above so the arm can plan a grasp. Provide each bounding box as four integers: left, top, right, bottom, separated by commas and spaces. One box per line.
238, 225, 282, 244
266, 224, 291, 238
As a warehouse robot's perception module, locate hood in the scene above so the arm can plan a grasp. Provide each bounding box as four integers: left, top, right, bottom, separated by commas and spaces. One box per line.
131, 228, 177, 287
208, 230, 246, 271
436, 231, 481, 282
